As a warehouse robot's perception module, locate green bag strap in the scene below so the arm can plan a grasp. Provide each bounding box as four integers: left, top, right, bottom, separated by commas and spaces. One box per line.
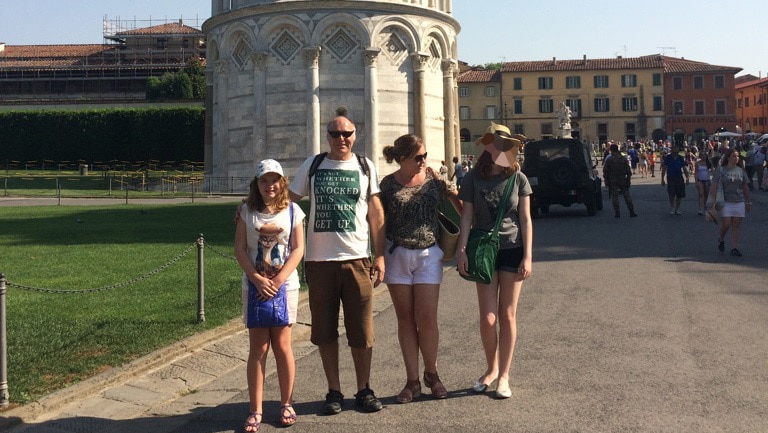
491, 173, 517, 237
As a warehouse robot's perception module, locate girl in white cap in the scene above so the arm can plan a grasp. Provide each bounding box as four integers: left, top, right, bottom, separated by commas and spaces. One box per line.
235, 159, 305, 431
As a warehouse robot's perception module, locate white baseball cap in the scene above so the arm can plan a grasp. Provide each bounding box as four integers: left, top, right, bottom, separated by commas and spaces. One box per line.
255, 159, 284, 178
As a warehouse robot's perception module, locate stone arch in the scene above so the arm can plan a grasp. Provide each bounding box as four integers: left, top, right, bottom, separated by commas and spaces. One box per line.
373, 20, 418, 65
311, 12, 371, 49
423, 26, 451, 59
254, 16, 311, 66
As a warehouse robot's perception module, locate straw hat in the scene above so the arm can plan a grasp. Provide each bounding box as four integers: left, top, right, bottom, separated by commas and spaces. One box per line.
474, 122, 525, 168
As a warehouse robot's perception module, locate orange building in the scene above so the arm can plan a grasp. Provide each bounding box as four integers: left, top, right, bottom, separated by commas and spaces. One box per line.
735, 75, 768, 136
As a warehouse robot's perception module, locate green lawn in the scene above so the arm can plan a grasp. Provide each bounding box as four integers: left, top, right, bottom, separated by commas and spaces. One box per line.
0, 202, 250, 404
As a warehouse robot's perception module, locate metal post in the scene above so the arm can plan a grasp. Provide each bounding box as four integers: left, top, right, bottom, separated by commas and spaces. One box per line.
197, 234, 205, 322
57, 177, 61, 206
0, 273, 9, 406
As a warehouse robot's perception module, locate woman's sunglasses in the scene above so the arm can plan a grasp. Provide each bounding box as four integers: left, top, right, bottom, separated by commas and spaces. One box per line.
328, 130, 354, 138
413, 153, 428, 163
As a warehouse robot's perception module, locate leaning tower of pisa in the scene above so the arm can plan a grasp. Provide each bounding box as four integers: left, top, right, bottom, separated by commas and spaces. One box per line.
203, 0, 460, 181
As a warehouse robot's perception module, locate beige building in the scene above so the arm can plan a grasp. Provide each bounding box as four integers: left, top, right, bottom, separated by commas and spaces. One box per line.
456, 68, 501, 155
499, 55, 667, 145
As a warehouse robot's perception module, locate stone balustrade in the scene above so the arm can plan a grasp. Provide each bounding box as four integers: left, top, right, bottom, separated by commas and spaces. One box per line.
212, 0, 452, 16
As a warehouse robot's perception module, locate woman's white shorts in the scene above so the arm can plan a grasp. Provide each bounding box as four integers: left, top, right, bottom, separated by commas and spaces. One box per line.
720, 201, 745, 218
383, 240, 444, 285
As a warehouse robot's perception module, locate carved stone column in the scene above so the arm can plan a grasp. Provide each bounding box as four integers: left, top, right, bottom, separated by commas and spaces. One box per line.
304, 47, 322, 156
204, 68, 214, 173
442, 59, 458, 169
212, 60, 230, 176
251, 52, 268, 163
364, 48, 381, 163
411, 52, 430, 140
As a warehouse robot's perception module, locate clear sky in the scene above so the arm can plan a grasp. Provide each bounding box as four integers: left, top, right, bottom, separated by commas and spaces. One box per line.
1, 0, 765, 78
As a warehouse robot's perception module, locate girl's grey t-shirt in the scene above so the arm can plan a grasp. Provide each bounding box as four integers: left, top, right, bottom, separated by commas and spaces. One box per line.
458, 169, 533, 249
713, 166, 748, 202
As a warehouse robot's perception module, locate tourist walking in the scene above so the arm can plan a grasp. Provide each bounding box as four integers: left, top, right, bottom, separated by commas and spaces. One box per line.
603, 143, 637, 218
661, 145, 690, 215
695, 152, 713, 215
456, 122, 533, 399
235, 159, 306, 431
379, 134, 462, 403
289, 112, 386, 414
708, 148, 751, 257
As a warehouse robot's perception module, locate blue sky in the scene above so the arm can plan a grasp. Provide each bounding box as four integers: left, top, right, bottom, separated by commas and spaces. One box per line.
1, 0, 766, 77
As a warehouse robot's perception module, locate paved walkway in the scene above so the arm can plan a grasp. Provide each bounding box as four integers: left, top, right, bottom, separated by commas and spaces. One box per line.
3, 178, 768, 432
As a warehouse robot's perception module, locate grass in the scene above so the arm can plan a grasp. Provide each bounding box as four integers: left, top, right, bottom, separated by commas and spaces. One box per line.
0, 202, 259, 404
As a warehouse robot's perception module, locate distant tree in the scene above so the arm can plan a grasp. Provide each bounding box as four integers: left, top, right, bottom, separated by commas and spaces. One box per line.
146, 57, 205, 100
482, 62, 503, 71
183, 57, 206, 99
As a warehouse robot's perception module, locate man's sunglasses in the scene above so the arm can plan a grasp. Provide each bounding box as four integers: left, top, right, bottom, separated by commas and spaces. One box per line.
413, 153, 428, 163
328, 130, 354, 138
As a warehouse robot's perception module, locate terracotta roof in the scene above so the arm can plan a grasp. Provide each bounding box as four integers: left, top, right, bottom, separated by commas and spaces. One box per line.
457, 69, 501, 83
117, 22, 202, 36
735, 75, 768, 89
660, 56, 742, 74
0, 44, 203, 69
499, 54, 741, 74
0, 44, 113, 59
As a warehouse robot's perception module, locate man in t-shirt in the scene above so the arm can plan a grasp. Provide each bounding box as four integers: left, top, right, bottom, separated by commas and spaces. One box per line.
660, 145, 690, 215
289, 114, 385, 415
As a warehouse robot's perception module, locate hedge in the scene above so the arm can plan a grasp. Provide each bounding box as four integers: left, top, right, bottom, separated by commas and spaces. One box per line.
0, 107, 205, 165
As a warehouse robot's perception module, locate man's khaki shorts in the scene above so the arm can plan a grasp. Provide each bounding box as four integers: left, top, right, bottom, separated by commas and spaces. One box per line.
305, 258, 374, 348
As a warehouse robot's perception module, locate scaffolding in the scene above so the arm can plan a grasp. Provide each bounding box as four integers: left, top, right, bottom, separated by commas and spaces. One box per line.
102, 15, 206, 44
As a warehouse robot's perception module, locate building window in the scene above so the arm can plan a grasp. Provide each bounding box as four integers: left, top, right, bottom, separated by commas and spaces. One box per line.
459, 87, 469, 97
653, 96, 663, 111
625, 123, 636, 134
673, 76, 683, 90
485, 86, 496, 97
594, 75, 609, 88
714, 75, 725, 89
539, 98, 554, 113
694, 100, 705, 115
622, 96, 638, 112
594, 97, 610, 112
459, 106, 470, 120
715, 100, 726, 115
156, 37, 168, 49
513, 77, 522, 90
621, 74, 637, 87
485, 106, 496, 119
566, 98, 582, 116
737, 99, 743, 109
694, 76, 704, 89
513, 124, 525, 135
652, 73, 662, 86
745, 97, 750, 108
565, 76, 581, 89
513, 99, 523, 114
538, 77, 553, 90
673, 101, 684, 115
541, 123, 553, 135
597, 123, 608, 135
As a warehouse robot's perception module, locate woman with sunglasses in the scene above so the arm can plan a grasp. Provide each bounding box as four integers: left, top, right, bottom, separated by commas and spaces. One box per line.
379, 134, 462, 403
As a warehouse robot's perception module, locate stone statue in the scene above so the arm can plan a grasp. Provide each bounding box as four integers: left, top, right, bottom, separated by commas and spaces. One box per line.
557, 102, 572, 139
557, 102, 572, 130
